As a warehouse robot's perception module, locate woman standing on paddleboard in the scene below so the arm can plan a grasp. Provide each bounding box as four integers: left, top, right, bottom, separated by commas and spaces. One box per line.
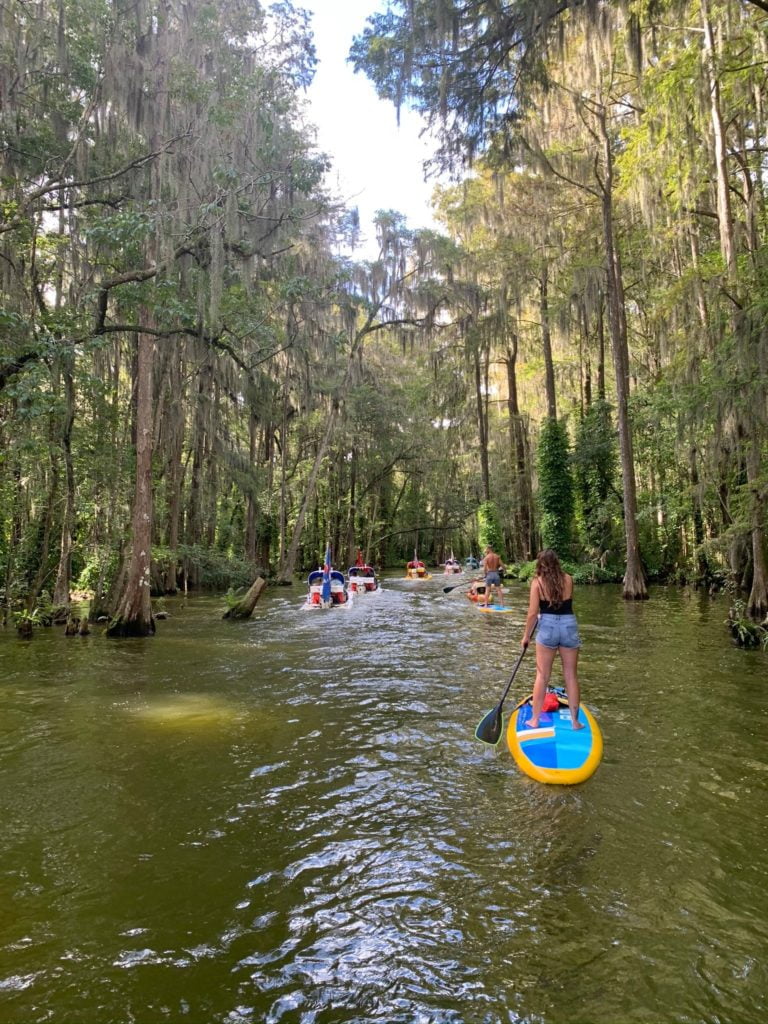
520, 549, 584, 731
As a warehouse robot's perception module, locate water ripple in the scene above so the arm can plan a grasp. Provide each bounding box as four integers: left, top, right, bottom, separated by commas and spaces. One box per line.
1, 586, 768, 1023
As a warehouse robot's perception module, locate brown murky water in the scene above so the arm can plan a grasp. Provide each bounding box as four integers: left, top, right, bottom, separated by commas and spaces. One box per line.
1, 579, 767, 1023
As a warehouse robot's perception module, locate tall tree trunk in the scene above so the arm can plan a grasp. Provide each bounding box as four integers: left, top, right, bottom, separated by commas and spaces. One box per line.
473, 342, 490, 501
688, 226, 709, 331
244, 411, 258, 563
91, 342, 126, 619
701, 0, 737, 282
107, 330, 156, 637
580, 301, 591, 412
4, 442, 24, 626
53, 350, 75, 609
186, 360, 210, 571
505, 337, 533, 560
540, 263, 557, 419
205, 377, 219, 548
746, 435, 768, 618
701, 2, 766, 617
347, 450, 357, 566
278, 392, 289, 572
597, 297, 606, 402
689, 443, 708, 582
164, 377, 184, 594
599, 108, 647, 599
26, 461, 58, 612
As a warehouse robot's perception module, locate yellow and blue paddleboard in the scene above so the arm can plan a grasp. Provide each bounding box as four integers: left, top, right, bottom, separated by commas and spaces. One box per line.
477, 604, 514, 614
507, 690, 603, 784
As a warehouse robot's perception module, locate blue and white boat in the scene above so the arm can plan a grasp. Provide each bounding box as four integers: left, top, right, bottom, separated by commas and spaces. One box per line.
305, 546, 348, 608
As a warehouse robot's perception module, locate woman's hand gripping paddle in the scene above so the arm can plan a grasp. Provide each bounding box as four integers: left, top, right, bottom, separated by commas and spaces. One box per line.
475, 629, 535, 745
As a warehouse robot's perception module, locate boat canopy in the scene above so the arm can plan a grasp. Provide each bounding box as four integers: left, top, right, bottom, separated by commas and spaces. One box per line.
348, 565, 376, 576
307, 569, 345, 585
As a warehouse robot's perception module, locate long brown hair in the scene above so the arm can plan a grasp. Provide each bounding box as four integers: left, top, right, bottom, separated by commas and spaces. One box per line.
535, 549, 567, 608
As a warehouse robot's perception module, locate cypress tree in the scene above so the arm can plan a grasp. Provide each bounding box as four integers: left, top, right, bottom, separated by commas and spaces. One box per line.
537, 418, 574, 557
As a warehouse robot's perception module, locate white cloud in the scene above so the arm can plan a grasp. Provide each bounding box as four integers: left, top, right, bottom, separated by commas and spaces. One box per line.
302, 0, 440, 256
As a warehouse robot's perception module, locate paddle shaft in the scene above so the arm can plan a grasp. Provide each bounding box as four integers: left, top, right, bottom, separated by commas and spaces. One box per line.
443, 569, 511, 594
496, 640, 529, 706
442, 576, 481, 594
475, 623, 537, 744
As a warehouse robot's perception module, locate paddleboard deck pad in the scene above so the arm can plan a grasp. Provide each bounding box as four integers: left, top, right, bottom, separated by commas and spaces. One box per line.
507, 689, 603, 784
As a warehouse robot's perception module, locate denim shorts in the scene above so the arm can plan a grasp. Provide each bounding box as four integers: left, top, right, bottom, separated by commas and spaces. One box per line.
536, 613, 581, 649
485, 571, 501, 586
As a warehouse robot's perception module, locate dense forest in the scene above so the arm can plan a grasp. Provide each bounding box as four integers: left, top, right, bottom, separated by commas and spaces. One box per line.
1, 0, 767, 644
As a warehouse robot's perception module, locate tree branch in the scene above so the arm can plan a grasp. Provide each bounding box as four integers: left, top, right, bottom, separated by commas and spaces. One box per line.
0, 352, 40, 393
0, 135, 190, 236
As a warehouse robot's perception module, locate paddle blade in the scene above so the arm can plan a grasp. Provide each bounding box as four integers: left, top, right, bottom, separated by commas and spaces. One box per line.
443, 580, 470, 593
475, 704, 503, 745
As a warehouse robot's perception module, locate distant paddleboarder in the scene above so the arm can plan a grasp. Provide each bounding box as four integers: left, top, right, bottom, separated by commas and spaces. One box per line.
480, 545, 505, 607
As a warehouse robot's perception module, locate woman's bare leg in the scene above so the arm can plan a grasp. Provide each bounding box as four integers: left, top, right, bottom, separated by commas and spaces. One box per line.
526, 644, 556, 727
560, 646, 583, 729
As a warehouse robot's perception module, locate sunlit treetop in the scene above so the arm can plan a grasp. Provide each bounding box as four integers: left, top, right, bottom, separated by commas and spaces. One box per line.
350, 0, 768, 172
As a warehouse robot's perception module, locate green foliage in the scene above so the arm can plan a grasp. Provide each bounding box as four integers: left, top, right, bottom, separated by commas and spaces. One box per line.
13, 607, 44, 629
573, 400, 620, 555
507, 559, 619, 584
506, 560, 537, 581
536, 417, 574, 557
635, 507, 665, 581
175, 545, 253, 591
567, 561, 621, 585
75, 551, 120, 594
727, 599, 768, 649
477, 500, 504, 556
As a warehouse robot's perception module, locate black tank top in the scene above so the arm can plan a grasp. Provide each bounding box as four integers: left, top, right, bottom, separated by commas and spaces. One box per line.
539, 596, 573, 615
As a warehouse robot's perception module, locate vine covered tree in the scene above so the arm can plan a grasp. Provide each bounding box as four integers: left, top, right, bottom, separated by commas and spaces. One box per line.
537, 418, 574, 558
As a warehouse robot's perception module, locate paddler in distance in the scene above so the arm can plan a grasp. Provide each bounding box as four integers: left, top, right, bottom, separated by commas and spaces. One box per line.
480, 544, 505, 608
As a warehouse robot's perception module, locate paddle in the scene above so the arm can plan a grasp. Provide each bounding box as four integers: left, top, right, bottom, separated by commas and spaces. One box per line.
475, 627, 536, 745
442, 577, 479, 594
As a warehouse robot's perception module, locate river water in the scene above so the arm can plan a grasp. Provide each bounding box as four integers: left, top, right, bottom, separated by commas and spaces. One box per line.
1, 578, 767, 1024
